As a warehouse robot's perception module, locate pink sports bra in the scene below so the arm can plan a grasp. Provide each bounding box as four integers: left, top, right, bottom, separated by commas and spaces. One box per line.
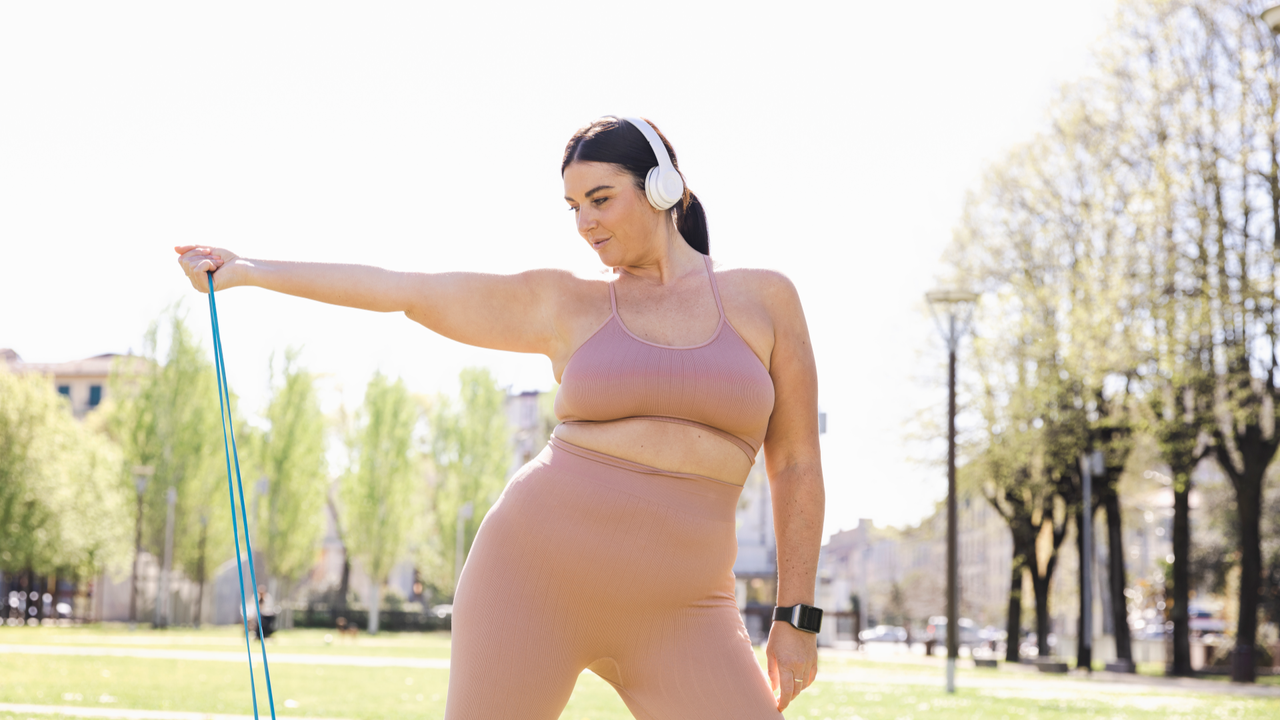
555, 255, 776, 463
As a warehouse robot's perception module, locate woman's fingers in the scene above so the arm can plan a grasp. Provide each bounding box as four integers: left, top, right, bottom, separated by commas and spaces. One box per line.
774, 664, 815, 711
175, 246, 229, 293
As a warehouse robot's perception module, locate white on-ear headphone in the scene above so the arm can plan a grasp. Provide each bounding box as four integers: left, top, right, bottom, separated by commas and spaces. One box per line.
620, 116, 685, 211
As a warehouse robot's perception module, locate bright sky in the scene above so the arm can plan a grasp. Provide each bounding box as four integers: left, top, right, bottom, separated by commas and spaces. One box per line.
1, 1, 1117, 540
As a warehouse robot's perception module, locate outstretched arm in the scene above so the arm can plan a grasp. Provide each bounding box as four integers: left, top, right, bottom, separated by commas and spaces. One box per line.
175, 245, 565, 356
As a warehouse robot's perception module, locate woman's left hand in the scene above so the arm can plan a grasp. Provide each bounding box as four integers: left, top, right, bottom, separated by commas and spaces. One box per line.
766, 620, 818, 712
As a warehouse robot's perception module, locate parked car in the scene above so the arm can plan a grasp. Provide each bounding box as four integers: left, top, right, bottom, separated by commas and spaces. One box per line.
1133, 620, 1172, 640
925, 616, 980, 647
1187, 602, 1226, 635
858, 625, 908, 643
1018, 631, 1059, 658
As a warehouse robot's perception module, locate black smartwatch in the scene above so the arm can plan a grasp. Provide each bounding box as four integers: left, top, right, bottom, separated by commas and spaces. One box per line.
773, 604, 823, 634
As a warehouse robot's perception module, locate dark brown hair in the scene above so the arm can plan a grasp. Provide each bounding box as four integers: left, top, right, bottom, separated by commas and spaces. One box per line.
561, 117, 709, 255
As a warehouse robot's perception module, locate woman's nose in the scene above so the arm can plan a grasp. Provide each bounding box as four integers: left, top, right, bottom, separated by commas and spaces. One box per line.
576, 209, 596, 235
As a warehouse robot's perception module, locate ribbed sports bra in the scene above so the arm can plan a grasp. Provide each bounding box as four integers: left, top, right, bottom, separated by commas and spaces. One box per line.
554, 255, 776, 463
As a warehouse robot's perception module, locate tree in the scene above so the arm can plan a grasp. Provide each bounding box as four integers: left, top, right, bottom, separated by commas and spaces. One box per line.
1107, 0, 1280, 682
0, 366, 130, 584
340, 372, 422, 633
103, 306, 232, 625
424, 367, 511, 597
251, 348, 328, 599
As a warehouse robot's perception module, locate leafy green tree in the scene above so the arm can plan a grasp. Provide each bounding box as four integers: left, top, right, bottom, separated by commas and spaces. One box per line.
425, 367, 511, 597
104, 305, 232, 624
340, 372, 422, 633
0, 366, 130, 581
1106, 0, 1280, 681
250, 348, 328, 599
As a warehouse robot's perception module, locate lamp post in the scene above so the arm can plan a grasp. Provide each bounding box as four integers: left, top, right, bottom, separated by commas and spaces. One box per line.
926, 289, 977, 694
129, 465, 154, 628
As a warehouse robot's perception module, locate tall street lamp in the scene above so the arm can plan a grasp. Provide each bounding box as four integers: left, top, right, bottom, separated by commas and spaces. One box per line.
926, 289, 977, 694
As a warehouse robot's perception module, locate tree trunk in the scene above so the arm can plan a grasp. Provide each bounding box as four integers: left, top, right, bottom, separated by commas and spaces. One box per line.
194, 525, 207, 628
368, 581, 381, 635
339, 557, 351, 607
1234, 473, 1263, 683
1006, 554, 1023, 662
1105, 491, 1132, 663
327, 494, 350, 608
1215, 436, 1271, 685
1170, 472, 1192, 676
1075, 505, 1091, 670
1032, 573, 1052, 658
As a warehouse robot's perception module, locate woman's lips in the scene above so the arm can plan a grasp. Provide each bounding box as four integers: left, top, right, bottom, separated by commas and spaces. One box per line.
591, 237, 610, 249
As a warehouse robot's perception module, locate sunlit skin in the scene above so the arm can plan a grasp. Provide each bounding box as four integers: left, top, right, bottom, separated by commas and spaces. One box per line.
174, 158, 824, 711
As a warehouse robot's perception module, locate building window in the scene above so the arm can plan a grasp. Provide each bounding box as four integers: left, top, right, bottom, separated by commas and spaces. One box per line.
88, 385, 102, 407
58, 385, 71, 397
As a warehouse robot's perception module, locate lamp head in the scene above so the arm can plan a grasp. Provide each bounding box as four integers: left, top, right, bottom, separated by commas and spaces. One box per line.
925, 288, 978, 350
925, 290, 979, 307
1264, 5, 1280, 34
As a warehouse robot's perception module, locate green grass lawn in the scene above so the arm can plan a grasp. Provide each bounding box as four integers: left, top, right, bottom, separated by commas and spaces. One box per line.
1, 625, 1278, 719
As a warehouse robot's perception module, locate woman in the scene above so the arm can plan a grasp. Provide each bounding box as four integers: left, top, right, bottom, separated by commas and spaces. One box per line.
176, 116, 824, 718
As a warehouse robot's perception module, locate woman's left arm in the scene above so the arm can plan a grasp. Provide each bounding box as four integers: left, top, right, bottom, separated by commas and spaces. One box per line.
759, 271, 825, 713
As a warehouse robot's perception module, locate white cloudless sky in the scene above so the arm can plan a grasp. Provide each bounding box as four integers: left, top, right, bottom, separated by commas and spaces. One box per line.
1, 0, 1117, 541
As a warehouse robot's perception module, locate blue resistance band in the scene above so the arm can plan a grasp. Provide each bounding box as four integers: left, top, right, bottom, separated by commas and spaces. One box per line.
207, 271, 278, 720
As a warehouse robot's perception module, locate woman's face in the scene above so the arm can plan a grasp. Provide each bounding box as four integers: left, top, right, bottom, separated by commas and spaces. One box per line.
563, 161, 662, 267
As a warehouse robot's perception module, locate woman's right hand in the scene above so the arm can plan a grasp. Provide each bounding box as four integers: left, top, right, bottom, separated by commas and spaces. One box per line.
175, 245, 245, 293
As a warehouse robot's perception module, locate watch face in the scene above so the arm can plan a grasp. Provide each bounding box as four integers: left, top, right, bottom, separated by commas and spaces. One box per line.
798, 606, 823, 632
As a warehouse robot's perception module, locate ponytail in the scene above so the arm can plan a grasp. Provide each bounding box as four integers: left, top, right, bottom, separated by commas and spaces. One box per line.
677, 191, 709, 255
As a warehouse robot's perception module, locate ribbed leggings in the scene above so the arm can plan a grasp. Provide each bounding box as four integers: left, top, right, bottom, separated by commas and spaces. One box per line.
444, 437, 784, 719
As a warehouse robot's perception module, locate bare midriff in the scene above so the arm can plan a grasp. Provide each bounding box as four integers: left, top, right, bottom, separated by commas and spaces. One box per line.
551, 417, 753, 487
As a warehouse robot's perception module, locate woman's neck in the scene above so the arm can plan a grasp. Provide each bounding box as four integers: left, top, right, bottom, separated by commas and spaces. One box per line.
617, 223, 702, 286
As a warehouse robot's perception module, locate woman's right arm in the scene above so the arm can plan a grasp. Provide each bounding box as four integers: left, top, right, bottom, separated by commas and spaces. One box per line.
175, 245, 569, 356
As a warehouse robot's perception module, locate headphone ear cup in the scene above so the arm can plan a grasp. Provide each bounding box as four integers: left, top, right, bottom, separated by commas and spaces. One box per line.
645, 166, 684, 211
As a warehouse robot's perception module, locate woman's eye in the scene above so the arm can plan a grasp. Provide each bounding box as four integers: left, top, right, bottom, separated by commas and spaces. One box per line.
568, 206, 579, 212
593, 197, 608, 206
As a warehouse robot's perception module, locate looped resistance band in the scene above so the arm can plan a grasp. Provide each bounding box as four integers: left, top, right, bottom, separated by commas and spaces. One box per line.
207, 271, 278, 720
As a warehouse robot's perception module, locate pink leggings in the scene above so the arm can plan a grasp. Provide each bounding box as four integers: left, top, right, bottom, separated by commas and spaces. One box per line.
444, 437, 784, 719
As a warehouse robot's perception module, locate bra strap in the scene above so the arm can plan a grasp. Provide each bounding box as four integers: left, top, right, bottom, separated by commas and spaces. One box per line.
607, 276, 618, 315
703, 254, 725, 320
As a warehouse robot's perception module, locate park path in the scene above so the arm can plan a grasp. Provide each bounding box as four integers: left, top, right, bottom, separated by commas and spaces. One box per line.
0, 703, 354, 720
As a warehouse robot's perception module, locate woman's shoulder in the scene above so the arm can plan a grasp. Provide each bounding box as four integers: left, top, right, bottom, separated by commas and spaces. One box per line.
709, 262, 801, 304
519, 267, 616, 314
519, 267, 614, 290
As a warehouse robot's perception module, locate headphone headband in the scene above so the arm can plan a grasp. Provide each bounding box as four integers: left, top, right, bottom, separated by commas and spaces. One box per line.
622, 117, 676, 174
619, 116, 685, 211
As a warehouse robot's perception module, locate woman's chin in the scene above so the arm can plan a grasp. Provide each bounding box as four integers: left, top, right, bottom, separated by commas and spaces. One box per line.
594, 248, 621, 267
